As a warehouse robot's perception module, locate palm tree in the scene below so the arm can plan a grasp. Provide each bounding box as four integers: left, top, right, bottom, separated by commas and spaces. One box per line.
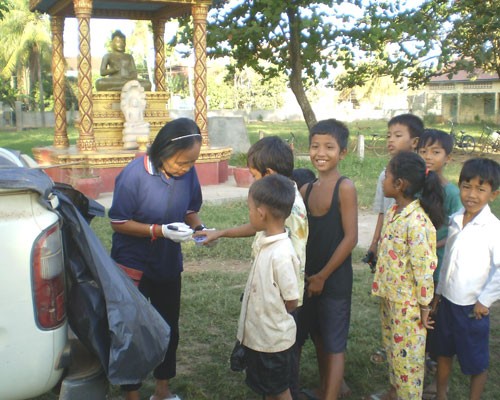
0, 0, 51, 125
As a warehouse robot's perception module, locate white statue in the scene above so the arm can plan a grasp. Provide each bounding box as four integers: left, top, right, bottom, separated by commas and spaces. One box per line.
120, 80, 150, 150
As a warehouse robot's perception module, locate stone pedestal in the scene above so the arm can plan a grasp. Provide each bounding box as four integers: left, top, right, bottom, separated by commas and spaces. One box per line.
85, 91, 170, 149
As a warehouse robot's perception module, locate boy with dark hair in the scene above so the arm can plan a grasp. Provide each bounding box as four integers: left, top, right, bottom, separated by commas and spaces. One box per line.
299, 119, 358, 399
238, 174, 300, 400
197, 136, 307, 307
368, 114, 424, 365
434, 158, 500, 400
247, 136, 294, 178
417, 129, 462, 288
196, 136, 308, 399
417, 129, 462, 398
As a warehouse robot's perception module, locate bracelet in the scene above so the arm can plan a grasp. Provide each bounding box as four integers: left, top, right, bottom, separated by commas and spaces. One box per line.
194, 224, 206, 231
420, 306, 431, 311
150, 224, 159, 241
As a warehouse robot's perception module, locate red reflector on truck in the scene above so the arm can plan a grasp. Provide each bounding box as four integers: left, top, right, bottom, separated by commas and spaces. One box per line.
33, 224, 66, 329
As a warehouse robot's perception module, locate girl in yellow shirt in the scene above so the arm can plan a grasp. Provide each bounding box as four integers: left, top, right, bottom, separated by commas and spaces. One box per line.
368, 151, 444, 400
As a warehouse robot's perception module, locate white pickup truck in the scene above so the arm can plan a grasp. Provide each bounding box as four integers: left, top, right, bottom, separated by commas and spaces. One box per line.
0, 148, 107, 400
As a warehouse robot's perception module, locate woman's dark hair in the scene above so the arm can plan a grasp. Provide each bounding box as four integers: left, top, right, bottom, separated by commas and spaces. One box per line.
292, 168, 316, 189
459, 157, 500, 191
249, 174, 295, 220
417, 129, 454, 155
149, 118, 202, 170
388, 151, 444, 228
309, 119, 349, 151
247, 136, 294, 178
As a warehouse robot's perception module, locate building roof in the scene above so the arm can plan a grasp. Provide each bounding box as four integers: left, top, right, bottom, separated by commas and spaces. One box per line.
29, 0, 211, 20
430, 70, 499, 83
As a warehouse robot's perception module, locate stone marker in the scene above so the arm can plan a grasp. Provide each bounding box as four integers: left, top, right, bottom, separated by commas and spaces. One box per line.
208, 116, 250, 154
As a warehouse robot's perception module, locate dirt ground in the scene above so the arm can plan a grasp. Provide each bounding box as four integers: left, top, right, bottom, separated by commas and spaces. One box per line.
184, 259, 251, 273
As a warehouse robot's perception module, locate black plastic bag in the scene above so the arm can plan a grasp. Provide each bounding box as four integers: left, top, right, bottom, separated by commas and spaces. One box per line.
54, 189, 171, 385
230, 341, 246, 372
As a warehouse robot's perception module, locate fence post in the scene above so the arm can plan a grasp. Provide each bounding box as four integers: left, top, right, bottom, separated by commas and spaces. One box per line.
15, 101, 23, 132
358, 134, 365, 160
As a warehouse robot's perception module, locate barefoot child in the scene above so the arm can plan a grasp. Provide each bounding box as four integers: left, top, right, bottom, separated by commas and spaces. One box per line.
434, 158, 500, 400
369, 151, 444, 400
299, 119, 358, 400
238, 174, 300, 400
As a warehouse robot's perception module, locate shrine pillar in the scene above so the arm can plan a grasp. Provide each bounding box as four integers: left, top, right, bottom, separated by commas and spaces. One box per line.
192, 3, 209, 148
74, 0, 96, 151
152, 18, 167, 92
50, 16, 68, 148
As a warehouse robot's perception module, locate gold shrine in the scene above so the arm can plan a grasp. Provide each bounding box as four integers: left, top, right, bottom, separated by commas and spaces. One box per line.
29, 0, 232, 194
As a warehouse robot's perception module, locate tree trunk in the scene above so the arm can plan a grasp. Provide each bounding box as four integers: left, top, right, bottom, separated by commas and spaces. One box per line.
36, 46, 46, 127
29, 50, 37, 111
287, 8, 317, 132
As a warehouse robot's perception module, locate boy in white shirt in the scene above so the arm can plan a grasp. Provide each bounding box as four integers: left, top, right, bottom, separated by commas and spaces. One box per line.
237, 174, 300, 400
434, 157, 500, 400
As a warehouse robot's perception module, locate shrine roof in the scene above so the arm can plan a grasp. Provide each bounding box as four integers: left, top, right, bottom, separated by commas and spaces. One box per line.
29, 0, 211, 20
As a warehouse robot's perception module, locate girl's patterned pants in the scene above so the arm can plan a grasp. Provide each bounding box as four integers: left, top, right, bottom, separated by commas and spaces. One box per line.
380, 299, 427, 399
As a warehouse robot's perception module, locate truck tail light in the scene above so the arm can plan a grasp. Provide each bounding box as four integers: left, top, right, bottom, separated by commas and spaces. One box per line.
33, 224, 66, 329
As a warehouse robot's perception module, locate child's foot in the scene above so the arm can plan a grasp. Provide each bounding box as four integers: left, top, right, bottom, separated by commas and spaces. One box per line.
369, 348, 387, 364
363, 387, 397, 400
422, 380, 437, 400
299, 388, 319, 400
340, 380, 351, 398
299, 380, 351, 400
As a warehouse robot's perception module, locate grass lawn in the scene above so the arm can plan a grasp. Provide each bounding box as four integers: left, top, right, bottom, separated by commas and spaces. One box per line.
3, 121, 498, 399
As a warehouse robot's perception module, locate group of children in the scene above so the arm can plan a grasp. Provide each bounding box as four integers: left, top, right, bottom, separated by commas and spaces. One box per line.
196, 114, 500, 400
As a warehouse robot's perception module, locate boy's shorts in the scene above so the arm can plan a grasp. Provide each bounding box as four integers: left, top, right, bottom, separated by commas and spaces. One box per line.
436, 296, 489, 375
244, 345, 292, 396
299, 295, 351, 353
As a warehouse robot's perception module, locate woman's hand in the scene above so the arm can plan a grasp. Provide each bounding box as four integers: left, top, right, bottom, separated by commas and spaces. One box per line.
161, 223, 193, 243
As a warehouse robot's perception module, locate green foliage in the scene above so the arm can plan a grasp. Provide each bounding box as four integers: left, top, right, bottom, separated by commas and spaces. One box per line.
0, 0, 52, 111
341, 0, 500, 88
168, 73, 190, 98
208, 62, 287, 110
0, 0, 9, 20
202, 0, 500, 128
228, 152, 248, 168
0, 76, 19, 108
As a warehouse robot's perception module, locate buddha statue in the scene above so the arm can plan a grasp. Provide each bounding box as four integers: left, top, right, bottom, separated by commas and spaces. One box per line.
95, 30, 152, 92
